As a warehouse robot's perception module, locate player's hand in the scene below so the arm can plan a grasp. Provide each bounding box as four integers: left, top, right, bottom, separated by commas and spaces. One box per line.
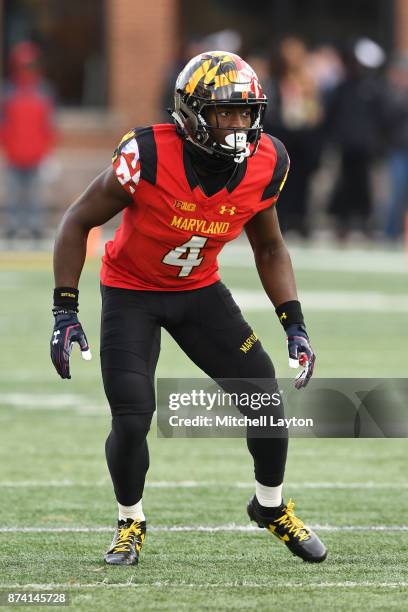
285, 324, 315, 389
50, 309, 92, 379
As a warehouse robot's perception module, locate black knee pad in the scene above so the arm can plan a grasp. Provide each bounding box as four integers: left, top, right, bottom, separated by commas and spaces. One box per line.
102, 367, 155, 416
111, 412, 153, 447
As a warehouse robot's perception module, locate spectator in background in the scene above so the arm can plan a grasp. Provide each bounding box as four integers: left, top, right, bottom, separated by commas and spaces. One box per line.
382, 53, 408, 241
0, 41, 56, 240
263, 36, 324, 238
307, 45, 344, 101
324, 40, 385, 241
245, 51, 272, 95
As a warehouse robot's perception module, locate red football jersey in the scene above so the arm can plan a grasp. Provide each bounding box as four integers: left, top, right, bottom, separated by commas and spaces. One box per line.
100, 124, 289, 291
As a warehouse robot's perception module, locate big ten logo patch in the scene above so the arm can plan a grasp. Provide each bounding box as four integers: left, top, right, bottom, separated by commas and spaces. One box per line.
174, 200, 196, 212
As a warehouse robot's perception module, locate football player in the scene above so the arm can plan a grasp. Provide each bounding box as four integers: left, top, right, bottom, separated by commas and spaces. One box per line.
50, 51, 326, 565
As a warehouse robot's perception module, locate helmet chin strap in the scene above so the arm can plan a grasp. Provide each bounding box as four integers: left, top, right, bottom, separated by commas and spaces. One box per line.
220, 132, 251, 164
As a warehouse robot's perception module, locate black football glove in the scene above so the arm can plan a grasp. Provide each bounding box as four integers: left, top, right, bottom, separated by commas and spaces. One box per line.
50, 309, 92, 379
285, 323, 315, 389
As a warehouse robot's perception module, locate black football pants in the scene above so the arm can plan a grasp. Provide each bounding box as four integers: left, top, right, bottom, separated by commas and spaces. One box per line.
100, 281, 288, 506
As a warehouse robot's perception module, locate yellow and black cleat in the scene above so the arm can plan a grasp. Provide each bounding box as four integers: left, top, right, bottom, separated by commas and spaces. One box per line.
247, 496, 327, 563
104, 518, 146, 566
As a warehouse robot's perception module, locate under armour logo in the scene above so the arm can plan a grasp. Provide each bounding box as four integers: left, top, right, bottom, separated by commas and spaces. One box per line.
52, 330, 60, 345
219, 205, 236, 215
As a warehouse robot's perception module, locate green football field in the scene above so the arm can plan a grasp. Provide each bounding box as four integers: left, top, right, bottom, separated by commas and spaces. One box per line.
0, 241, 407, 611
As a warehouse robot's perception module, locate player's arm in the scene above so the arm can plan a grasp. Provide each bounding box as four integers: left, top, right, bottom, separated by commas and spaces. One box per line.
245, 207, 315, 388
51, 167, 132, 379
245, 205, 297, 306
54, 166, 132, 287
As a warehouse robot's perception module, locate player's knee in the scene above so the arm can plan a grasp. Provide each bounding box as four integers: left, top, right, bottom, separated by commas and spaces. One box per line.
102, 368, 155, 415
111, 413, 153, 446
243, 346, 276, 379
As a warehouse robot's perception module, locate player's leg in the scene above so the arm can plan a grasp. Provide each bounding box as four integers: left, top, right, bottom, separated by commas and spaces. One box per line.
100, 285, 161, 565
166, 281, 287, 488
166, 281, 326, 562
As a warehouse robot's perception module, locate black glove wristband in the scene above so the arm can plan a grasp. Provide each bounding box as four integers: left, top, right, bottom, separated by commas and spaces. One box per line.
53, 287, 79, 312
275, 300, 304, 330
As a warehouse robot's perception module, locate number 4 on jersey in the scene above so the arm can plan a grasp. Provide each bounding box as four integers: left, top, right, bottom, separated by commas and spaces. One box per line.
163, 235, 208, 277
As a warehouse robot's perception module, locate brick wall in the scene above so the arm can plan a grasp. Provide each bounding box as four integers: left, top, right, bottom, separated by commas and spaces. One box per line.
107, 0, 178, 130
14, 0, 179, 214
395, 0, 408, 51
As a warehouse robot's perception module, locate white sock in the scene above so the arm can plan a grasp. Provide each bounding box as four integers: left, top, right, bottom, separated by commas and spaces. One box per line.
118, 500, 145, 522
255, 481, 283, 508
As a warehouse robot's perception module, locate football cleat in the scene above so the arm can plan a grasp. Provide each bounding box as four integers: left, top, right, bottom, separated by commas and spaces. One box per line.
247, 496, 327, 563
104, 518, 146, 566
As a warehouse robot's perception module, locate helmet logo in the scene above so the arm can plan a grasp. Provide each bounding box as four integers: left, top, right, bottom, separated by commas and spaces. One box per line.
184, 59, 212, 94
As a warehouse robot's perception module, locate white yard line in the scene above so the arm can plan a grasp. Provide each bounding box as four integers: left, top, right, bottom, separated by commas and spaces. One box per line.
219, 243, 408, 275
231, 289, 408, 312
0, 480, 406, 489
1, 525, 407, 533
0, 394, 85, 408
0, 581, 407, 589
0, 393, 103, 414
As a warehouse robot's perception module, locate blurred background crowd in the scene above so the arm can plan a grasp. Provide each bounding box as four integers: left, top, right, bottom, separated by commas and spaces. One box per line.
1, 0, 408, 246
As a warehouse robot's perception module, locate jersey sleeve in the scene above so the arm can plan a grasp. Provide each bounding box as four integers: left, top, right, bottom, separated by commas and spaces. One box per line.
261, 135, 290, 202
112, 129, 141, 196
